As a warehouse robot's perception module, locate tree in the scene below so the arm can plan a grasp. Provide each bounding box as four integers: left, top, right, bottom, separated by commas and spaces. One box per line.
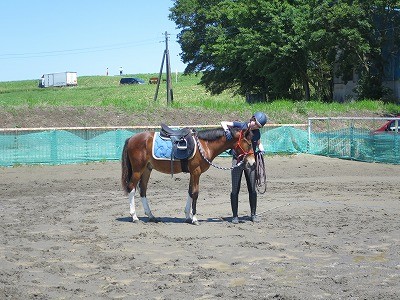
356, 1, 400, 100
170, 0, 311, 99
306, 0, 372, 101
170, 0, 400, 101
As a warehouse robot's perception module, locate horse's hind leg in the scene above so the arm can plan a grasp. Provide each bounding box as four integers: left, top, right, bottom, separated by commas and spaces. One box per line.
128, 166, 146, 223
128, 171, 142, 223
129, 193, 139, 222
139, 167, 158, 222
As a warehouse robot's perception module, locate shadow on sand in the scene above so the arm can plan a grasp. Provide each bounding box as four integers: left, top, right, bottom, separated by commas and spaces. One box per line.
116, 216, 227, 224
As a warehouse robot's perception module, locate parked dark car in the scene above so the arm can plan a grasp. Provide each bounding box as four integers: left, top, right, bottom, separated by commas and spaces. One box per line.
373, 116, 400, 134
119, 77, 145, 85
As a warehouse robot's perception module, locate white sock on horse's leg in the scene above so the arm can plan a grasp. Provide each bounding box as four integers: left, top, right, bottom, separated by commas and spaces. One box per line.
185, 194, 192, 220
141, 197, 154, 218
129, 189, 139, 221
192, 214, 198, 224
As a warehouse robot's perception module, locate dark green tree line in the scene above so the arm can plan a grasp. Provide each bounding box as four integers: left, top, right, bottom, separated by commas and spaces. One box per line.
170, 0, 400, 101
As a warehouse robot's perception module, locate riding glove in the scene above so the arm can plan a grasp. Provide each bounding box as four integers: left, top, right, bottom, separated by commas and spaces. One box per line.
225, 129, 233, 140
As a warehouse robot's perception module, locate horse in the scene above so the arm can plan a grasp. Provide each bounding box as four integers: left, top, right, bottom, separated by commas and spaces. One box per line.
121, 126, 255, 225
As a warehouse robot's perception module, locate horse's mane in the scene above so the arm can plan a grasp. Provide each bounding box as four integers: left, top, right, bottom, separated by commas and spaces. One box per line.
197, 127, 240, 141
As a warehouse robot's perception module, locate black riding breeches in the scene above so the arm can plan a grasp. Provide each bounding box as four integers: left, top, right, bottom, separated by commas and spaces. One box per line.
230, 159, 258, 217
231, 159, 257, 195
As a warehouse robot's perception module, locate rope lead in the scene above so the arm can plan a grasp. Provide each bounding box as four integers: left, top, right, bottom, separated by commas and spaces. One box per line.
194, 134, 244, 170
256, 151, 267, 194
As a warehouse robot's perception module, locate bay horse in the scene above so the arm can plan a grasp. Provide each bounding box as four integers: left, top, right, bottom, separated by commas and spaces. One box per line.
121, 126, 255, 225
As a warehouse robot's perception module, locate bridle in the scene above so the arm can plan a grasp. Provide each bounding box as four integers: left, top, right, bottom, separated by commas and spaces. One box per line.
194, 128, 254, 170
233, 129, 254, 163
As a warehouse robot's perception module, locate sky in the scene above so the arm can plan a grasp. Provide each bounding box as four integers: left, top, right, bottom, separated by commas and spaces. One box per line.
0, 1, 187, 82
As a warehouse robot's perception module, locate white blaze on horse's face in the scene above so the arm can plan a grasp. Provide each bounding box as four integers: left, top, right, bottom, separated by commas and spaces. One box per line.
245, 154, 256, 167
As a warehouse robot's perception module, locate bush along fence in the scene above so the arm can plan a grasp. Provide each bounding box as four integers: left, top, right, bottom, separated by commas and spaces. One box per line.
0, 118, 399, 167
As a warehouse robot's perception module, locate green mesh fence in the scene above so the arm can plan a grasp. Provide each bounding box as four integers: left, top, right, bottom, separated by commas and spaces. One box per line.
308, 117, 400, 164
263, 126, 309, 153
309, 128, 399, 164
0, 121, 398, 167
0, 129, 138, 166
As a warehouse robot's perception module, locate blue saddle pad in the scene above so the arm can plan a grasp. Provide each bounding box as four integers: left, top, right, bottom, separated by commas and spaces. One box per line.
153, 132, 173, 160
153, 132, 196, 160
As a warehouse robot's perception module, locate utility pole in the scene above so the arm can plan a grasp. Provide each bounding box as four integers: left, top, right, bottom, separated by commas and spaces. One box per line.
165, 31, 173, 104
154, 31, 173, 104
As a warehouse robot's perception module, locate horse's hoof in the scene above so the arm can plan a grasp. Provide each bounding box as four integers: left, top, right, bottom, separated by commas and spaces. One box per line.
148, 217, 160, 223
192, 220, 200, 226
132, 218, 140, 223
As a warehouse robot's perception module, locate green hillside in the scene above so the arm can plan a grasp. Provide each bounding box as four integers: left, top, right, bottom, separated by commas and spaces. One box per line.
0, 74, 399, 127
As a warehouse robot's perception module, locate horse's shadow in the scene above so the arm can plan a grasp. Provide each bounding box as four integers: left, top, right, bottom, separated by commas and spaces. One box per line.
116, 216, 226, 224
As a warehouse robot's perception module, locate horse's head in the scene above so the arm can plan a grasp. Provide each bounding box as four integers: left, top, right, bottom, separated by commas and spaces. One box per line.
195, 127, 255, 167
231, 127, 256, 167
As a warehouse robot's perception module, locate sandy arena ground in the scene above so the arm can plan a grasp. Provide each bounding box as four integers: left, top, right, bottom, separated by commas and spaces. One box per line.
1, 154, 399, 299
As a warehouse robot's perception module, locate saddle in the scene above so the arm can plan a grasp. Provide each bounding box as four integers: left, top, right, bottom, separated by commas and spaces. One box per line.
160, 123, 192, 138
159, 123, 196, 173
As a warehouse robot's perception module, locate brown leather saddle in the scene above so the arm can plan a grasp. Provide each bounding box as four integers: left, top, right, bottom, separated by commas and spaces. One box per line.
160, 123, 196, 173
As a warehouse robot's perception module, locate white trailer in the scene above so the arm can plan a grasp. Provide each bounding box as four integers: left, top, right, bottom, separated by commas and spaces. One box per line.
39, 72, 78, 88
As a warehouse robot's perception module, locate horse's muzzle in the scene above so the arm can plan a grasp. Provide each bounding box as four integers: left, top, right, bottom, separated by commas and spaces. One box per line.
244, 154, 256, 168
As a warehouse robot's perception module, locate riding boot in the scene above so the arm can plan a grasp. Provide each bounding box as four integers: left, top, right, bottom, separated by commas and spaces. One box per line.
249, 192, 260, 222
230, 193, 239, 223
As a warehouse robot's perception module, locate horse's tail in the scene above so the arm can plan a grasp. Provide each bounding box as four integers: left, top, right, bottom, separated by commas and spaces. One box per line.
121, 137, 132, 195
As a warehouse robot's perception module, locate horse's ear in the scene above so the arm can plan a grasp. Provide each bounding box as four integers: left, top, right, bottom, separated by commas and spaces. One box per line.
228, 126, 235, 134
245, 127, 253, 139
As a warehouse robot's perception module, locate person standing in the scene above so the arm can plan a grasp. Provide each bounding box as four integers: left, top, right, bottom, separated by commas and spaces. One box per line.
119, 66, 123, 75
221, 112, 268, 224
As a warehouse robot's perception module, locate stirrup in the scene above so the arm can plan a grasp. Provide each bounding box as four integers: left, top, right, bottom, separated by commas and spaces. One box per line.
176, 139, 188, 150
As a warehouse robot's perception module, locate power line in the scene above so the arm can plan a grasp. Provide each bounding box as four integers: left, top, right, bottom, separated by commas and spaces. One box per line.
0, 38, 161, 60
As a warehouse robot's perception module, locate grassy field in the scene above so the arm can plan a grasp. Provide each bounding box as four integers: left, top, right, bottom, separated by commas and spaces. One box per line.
0, 73, 399, 126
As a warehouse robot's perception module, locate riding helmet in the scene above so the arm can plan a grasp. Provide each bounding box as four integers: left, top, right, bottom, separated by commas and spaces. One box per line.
253, 112, 268, 127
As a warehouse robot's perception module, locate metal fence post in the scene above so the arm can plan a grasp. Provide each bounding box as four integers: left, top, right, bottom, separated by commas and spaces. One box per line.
51, 130, 58, 164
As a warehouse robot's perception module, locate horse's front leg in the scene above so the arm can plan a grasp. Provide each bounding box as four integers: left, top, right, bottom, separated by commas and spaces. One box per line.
185, 173, 200, 225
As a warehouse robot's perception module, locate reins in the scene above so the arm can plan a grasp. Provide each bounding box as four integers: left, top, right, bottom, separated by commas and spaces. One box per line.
255, 151, 267, 194
194, 133, 246, 170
